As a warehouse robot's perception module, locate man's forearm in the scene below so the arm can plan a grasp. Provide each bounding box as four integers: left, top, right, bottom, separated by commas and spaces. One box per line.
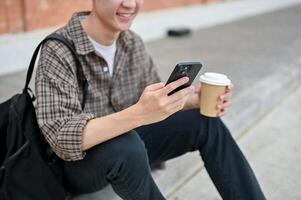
82, 104, 143, 151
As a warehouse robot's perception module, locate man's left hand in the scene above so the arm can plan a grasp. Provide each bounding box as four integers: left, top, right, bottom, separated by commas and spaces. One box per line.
184, 83, 234, 117
217, 83, 234, 117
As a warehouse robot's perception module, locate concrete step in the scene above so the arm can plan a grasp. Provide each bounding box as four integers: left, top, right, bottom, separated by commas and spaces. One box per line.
168, 75, 301, 200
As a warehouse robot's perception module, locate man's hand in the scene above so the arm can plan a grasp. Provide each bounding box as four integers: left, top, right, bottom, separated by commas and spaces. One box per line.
183, 85, 201, 110
217, 83, 234, 117
133, 77, 195, 125
183, 83, 234, 117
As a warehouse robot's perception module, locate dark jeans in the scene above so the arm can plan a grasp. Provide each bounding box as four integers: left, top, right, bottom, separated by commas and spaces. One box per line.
62, 109, 266, 200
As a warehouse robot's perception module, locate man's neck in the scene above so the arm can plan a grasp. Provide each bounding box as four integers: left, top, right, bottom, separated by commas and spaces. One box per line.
81, 12, 119, 46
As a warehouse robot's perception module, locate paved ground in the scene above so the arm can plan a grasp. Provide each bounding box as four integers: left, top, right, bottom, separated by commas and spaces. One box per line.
168, 84, 301, 200
146, 3, 301, 96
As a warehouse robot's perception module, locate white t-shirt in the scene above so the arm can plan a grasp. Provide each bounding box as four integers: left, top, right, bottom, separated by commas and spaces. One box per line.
88, 36, 116, 76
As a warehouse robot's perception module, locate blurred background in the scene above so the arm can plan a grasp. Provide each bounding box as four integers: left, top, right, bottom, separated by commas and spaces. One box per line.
1, 0, 301, 199
0, 0, 220, 34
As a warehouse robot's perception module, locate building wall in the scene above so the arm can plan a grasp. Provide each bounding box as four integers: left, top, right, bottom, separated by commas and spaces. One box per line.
0, 0, 224, 34
1, 0, 25, 34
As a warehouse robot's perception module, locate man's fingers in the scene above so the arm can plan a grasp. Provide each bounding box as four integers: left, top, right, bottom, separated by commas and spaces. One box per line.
217, 101, 231, 110
162, 77, 189, 95
167, 97, 188, 113
219, 92, 232, 101
145, 82, 165, 91
215, 84, 233, 117
226, 83, 234, 92
194, 85, 201, 94
218, 110, 226, 117
168, 86, 194, 104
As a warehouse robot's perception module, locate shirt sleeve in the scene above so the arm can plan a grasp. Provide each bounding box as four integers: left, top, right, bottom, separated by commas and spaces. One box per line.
35, 40, 95, 161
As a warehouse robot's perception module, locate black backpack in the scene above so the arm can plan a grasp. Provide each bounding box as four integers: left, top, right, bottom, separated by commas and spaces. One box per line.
0, 33, 87, 200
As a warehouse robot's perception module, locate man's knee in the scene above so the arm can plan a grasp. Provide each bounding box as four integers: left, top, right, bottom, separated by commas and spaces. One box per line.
96, 131, 149, 181
197, 116, 235, 153
62, 131, 149, 193
114, 131, 148, 162
87, 131, 147, 168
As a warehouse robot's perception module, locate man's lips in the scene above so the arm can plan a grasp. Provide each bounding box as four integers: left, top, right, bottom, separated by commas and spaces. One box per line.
116, 12, 135, 22
116, 13, 134, 17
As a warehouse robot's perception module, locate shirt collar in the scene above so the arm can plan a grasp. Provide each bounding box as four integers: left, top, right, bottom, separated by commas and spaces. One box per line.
65, 11, 134, 55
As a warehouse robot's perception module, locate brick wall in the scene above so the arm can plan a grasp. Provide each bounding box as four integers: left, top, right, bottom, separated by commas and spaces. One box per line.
0, 0, 25, 34
143, 0, 222, 11
0, 1, 7, 34
0, 0, 224, 34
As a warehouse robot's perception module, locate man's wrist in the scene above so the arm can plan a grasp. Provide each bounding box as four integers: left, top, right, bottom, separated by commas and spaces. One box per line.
126, 104, 145, 128
184, 94, 200, 110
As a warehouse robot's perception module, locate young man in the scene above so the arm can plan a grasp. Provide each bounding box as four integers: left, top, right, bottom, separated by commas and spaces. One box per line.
35, 0, 266, 199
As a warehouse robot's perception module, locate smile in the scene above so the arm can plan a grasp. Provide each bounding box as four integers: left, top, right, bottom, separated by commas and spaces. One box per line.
117, 13, 134, 16
116, 12, 135, 22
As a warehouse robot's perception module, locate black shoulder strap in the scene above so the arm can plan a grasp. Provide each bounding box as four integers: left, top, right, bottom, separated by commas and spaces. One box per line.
24, 33, 88, 110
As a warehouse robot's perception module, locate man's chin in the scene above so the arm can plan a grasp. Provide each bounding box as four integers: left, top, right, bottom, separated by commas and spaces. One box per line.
117, 24, 133, 32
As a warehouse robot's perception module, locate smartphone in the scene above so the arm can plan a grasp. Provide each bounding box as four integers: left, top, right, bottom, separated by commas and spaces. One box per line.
166, 62, 202, 96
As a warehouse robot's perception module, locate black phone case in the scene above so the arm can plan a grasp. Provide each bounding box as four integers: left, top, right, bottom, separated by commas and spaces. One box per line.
166, 62, 202, 95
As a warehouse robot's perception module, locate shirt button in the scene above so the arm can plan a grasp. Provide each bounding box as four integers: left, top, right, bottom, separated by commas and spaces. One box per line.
103, 67, 109, 72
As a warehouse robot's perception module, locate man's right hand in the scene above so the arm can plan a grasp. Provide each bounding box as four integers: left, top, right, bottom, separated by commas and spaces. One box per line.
133, 77, 195, 126
82, 77, 194, 151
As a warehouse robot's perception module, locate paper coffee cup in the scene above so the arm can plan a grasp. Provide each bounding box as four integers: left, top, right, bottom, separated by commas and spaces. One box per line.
199, 72, 231, 117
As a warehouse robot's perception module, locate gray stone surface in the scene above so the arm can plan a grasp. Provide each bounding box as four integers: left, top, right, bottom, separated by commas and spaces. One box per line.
168, 82, 301, 200
147, 3, 301, 97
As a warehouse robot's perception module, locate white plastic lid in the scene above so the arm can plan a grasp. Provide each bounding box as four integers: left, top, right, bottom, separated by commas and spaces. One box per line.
199, 72, 231, 86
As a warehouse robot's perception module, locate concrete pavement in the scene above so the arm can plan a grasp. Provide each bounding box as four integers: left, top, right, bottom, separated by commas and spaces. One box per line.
168, 81, 301, 200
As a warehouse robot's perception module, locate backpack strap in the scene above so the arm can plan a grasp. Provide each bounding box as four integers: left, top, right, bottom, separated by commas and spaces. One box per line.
24, 33, 88, 110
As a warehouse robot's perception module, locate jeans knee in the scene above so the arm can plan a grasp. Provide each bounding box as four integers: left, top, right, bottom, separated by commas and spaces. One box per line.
210, 117, 232, 138
200, 115, 231, 137
104, 131, 149, 181
198, 116, 234, 156
119, 137, 148, 166
115, 131, 147, 160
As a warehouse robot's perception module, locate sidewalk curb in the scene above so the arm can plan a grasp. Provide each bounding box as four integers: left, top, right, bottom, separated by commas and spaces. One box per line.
224, 58, 301, 138
69, 60, 301, 199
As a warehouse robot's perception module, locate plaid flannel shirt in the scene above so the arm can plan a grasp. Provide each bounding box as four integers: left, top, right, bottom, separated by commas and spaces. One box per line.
35, 12, 161, 161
